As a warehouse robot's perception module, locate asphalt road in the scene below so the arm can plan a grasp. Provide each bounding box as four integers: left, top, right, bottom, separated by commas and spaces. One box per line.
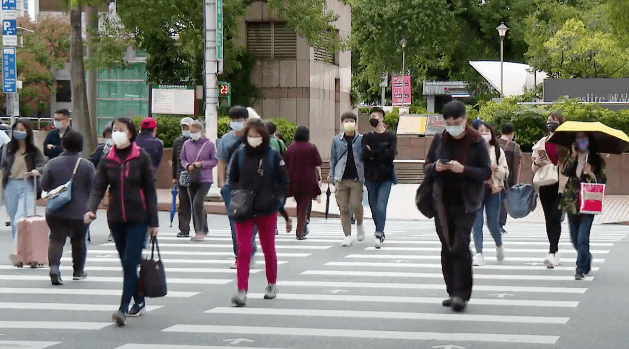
1, 210, 628, 349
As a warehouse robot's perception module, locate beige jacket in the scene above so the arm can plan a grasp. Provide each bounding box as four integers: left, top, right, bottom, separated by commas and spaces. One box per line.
531, 136, 568, 193
487, 145, 509, 194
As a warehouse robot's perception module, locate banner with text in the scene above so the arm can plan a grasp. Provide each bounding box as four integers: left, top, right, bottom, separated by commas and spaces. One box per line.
392, 75, 412, 106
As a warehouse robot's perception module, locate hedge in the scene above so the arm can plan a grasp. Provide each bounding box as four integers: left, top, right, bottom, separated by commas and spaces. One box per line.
470, 97, 629, 152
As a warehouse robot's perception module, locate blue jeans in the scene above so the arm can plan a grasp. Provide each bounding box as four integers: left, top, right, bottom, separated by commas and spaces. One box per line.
568, 214, 594, 274
109, 220, 148, 313
4, 178, 34, 243
473, 192, 503, 254
365, 181, 392, 237
221, 185, 257, 257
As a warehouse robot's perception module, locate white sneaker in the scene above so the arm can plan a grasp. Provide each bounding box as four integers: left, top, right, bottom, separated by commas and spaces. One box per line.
341, 236, 353, 247
544, 253, 559, 268
357, 225, 365, 241
374, 236, 382, 249
472, 253, 484, 266
230, 260, 237, 269
496, 245, 505, 263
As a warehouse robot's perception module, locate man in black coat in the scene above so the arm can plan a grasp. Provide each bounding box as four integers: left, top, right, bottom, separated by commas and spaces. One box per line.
172, 117, 193, 237
424, 100, 491, 312
135, 117, 163, 181
43, 109, 71, 160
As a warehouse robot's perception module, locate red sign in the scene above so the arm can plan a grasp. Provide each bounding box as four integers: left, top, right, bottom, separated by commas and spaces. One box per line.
392, 75, 412, 106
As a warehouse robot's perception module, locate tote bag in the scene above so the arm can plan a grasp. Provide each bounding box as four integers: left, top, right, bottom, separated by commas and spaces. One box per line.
533, 163, 558, 188
579, 182, 605, 215
139, 238, 167, 298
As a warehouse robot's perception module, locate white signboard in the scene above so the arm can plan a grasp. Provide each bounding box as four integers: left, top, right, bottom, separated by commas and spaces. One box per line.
151, 88, 195, 115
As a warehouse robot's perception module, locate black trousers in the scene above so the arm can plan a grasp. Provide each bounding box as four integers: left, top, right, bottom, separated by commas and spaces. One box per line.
178, 183, 192, 234
46, 216, 87, 273
435, 206, 476, 301
539, 183, 562, 254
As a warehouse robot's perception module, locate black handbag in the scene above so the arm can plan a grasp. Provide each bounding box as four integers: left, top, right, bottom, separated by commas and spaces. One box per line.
228, 156, 264, 221
139, 237, 167, 298
179, 141, 208, 186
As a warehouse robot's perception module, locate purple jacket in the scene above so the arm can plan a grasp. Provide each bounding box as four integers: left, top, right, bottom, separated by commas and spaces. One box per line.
180, 137, 218, 183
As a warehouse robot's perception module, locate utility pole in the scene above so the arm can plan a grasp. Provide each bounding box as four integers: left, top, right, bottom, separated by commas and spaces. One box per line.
203, 0, 223, 142
380, 71, 388, 107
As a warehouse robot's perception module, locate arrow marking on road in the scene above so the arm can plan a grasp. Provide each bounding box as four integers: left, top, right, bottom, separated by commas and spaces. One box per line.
328, 289, 349, 294
223, 338, 255, 345
489, 293, 514, 298
433, 345, 465, 349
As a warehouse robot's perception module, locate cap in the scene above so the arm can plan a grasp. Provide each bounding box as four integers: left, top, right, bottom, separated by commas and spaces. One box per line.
141, 117, 157, 130
180, 117, 194, 126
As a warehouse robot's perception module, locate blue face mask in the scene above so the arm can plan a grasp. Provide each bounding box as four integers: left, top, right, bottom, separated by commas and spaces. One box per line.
13, 131, 26, 140
230, 121, 244, 131
576, 137, 589, 151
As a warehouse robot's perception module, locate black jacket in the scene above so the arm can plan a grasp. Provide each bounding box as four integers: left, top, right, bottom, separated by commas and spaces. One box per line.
89, 143, 111, 168
87, 143, 159, 227
135, 131, 164, 179
228, 146, 289, 218
43, 127, 70, 159
362, 131, 398, 183
424, 128, 492, 214
1, 145, 46, 196
172, 135, 189, 180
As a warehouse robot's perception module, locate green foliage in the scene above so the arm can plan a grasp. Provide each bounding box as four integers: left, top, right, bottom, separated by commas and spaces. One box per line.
131, 115, 186, 148
268, 118, 297, 147
409, 105, 427, 114
384, 108, 400, 132
218, 116, 230, 139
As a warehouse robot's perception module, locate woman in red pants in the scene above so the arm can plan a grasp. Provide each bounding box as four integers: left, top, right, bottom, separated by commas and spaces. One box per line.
227, 118, 289, 307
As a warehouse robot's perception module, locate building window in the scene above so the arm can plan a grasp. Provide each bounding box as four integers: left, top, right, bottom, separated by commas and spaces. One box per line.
56, 80, 72, 103
314, 31, 338, 65
247, 22, 297, 59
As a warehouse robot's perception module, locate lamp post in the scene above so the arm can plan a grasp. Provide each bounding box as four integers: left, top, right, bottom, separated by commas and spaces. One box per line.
496, 22, 508, 98
399, 38, 407, 105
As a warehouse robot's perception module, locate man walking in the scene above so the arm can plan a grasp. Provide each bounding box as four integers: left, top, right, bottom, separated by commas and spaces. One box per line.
362, 107, 397, 249
328, 112, 365, 247
424, 100, 491, 312
135, 117, 164, 182
498, 123, 522, 234
172, 117, 194, 238
44, 109, 72, 160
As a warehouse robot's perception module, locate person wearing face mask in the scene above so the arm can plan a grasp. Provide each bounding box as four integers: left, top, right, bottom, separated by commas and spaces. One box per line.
560, 133, 605, 280
422, 100, 491, 312
532, 111, 569, 268
134, 117, 164, 182
172, 117, 194, 238
227, 118, 289, 307
89, 125, 113, 167
362, 107, 397, 249
2, 119, 45, 264
217, 106, 259, 269
85, 117, 159, 327
497, 123, 522, 234
328, 112, 365, 247
471, 122, 509, 267
43, 109, 71, 160
180, 120, 218, 242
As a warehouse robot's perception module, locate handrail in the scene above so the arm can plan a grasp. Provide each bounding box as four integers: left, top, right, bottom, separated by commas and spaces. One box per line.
0, 116, 53, 129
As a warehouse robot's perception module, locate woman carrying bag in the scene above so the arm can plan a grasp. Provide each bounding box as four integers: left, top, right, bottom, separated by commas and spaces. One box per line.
227, 118, 289, 307
560, 132, 605, 280
531, 111, 569, 268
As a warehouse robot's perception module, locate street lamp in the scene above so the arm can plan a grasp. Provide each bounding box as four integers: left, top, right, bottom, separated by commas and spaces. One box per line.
399, 38, 407, 105
496, 22, 508, 98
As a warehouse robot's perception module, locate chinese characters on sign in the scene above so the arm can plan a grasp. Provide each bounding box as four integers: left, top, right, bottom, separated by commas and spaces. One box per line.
3, 47, 17, 93
2, 0, 17, 19
216, 0, 223, 61
392, 75, 412, 106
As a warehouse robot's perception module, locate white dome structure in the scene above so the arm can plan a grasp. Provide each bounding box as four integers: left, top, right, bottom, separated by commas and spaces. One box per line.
469, 61, 548, 97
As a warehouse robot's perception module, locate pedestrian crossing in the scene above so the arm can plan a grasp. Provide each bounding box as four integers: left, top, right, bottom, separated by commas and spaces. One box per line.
0, 219, 627, 348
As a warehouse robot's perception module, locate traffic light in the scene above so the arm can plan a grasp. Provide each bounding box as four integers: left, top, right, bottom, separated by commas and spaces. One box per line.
218, 81, 231, 107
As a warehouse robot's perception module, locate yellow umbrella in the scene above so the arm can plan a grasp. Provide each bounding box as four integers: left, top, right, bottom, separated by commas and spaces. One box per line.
547, 121, 629, 154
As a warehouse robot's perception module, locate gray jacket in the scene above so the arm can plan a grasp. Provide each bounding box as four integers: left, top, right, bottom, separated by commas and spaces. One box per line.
40, 152, 95, 220
329, 132, 365, 184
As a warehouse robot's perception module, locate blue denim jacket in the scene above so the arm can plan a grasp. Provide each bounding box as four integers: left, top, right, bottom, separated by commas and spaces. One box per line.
330, 132, 365, 184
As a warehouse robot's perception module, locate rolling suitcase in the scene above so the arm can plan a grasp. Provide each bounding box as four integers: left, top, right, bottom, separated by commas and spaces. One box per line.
14, 177, 49, 268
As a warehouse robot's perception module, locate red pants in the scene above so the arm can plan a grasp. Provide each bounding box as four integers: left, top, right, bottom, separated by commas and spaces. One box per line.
235, 213, 278, 292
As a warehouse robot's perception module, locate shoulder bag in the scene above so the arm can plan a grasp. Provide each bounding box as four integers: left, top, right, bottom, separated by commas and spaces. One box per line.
179, 141, 209, 186
46, 158, 82, 213
228, 151, 266, 221
139, 237, 167, 298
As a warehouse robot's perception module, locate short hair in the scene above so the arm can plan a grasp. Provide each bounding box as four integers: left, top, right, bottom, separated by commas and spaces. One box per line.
370, 107, 385, 118
294, 126, 310, 142
501, 123, 514, 135
54, 109, 70, 118
243, 118, 270, 149
229, 106, 249, 120
266, 121, 277, 135
114, 117, 138, 142
549, 110, 566, 124
102, 125, 113, 137
443, 100, 466, 119
61, 130, 83, 153
341, 112, 357, 122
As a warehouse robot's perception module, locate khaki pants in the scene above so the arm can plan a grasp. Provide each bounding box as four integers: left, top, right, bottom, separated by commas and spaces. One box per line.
336, 179, 364, 236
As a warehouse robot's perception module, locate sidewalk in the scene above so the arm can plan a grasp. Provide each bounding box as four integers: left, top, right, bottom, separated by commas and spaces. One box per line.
153, 184, 629, 224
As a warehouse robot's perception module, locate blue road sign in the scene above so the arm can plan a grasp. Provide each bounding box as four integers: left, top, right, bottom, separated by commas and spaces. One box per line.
2, 19, 16, 36
2, 0, 16, 11
3, 47, 17, 93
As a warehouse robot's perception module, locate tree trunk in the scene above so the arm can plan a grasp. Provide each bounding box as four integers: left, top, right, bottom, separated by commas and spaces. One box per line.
86, 4, 98, 141
70, 4, 97, 157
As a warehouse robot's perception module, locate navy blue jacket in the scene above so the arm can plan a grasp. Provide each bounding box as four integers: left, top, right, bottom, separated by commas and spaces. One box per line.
43, 127, 71, 159
135, 131, 164, 180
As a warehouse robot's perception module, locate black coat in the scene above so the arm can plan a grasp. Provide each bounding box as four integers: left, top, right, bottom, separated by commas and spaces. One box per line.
43, 127, 70, 159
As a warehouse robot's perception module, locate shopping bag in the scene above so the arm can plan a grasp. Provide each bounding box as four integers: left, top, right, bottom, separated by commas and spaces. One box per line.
579, 183, 605, 215
502, 184, 538, 219
139, 237, 167, 298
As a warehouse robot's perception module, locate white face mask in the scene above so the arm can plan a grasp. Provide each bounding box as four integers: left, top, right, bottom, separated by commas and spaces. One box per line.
104, 139, 113, 146
190, 132, 201, 141
445, 124, 465, 137
248, 136, 263, 148
343, 121, 356, 132
182, 130, 191, 137
111, 131, 129, 147
481, 134, 492, 143
54, 121, 64, 130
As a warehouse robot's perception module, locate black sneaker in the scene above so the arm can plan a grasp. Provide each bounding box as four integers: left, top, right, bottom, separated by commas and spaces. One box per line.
50, 273, 63, 286
73, 272, 88, 281
176, 232, 189, 238
442, 297, 453, 307
451, 297, 467, 312
127, 302, 145, 317
112, 310, 126, 326
575, 272, 585, 280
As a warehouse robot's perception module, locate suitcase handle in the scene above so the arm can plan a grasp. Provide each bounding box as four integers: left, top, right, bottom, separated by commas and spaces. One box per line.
23, 176, 38, 217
